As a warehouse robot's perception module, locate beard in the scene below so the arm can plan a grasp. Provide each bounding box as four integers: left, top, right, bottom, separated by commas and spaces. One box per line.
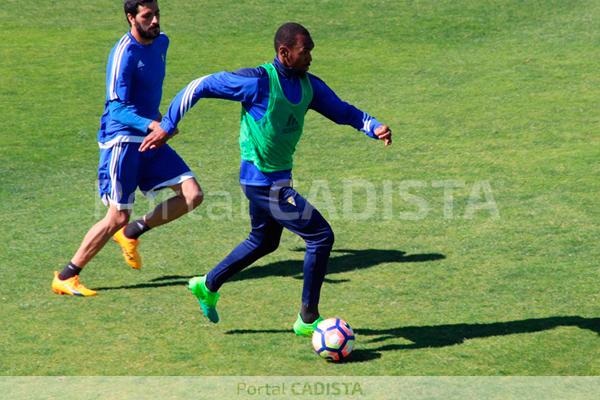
135, 21, 160, 40
291, 65, 309, 77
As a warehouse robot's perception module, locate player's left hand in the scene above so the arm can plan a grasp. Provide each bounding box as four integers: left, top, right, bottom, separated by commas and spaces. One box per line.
374, 125, 392, 146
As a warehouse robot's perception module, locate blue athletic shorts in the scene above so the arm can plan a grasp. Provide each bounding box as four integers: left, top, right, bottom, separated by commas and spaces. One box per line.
98, 142, 195, 210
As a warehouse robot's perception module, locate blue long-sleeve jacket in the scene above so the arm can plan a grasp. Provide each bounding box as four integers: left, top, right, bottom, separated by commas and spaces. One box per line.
97, 32, 167, 147
160, 57, 382, 185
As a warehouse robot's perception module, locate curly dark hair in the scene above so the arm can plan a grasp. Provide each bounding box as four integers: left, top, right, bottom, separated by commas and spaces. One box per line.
274, 22, 312, 51
123, 0, 156, 25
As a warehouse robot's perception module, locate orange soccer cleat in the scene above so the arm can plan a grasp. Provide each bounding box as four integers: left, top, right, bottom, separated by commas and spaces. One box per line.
51, 272, 97, 297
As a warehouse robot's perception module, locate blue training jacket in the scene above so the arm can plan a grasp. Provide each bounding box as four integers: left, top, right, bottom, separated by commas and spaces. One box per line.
97, 31, 168, 148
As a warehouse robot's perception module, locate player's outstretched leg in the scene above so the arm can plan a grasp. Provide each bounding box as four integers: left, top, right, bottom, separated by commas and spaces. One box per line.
188, 276, 220, 323
113, 226, 142, 269
52, 205, 130, 297
188, 194, 283, 324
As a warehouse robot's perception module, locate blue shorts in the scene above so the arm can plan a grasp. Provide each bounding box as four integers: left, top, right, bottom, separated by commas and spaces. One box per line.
98, 142, 195, 210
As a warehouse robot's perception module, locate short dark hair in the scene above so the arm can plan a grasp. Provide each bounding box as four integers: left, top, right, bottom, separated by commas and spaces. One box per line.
274, 22, 311, 51
124, 0, 155, 25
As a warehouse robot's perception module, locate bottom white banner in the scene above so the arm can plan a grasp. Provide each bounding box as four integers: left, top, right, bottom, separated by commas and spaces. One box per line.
2, 376, 599, 400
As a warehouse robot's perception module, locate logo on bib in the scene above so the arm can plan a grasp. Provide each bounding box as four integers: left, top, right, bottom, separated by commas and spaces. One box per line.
283, 114, 300, 133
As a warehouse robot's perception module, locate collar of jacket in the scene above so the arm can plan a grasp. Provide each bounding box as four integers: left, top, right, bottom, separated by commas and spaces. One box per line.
273, 57, 304, 78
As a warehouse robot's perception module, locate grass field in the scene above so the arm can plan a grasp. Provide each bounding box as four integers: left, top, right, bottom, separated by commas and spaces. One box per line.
1, 0, 599, 376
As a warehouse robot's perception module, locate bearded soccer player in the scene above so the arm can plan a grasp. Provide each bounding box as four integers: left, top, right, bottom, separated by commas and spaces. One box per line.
51, 0, 203, 296
141, 22, 392, 335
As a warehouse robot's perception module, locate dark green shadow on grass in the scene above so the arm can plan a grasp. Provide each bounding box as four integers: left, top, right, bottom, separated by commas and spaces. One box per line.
228, 248, 445, 283
225, 316, 600, 360
94, 248, 445, 291
355, 316, 600, 350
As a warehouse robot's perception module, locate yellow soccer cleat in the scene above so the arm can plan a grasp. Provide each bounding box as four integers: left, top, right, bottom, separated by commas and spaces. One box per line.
52, 272, 97, 297
112, 226, 142, 269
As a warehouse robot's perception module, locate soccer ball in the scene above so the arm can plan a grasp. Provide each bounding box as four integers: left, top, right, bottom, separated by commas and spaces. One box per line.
312, 318, 355, 362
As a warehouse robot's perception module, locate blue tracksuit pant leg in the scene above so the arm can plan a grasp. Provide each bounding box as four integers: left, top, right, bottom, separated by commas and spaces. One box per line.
206, 184, 334, 307
206, 196, 283, 290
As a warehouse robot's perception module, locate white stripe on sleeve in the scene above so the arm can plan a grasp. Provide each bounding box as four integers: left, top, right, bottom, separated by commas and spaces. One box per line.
109, 35, 132, 101
179, 76, 208, 118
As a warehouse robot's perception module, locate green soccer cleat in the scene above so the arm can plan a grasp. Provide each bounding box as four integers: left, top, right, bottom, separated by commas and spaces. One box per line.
188, 276, 220, 323
293, 314, 324, 337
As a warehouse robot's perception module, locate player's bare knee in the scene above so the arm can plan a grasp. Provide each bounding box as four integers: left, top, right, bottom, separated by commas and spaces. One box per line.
179, 179, 203, 210
117, 214, 130, 228
106, 210, 130, 232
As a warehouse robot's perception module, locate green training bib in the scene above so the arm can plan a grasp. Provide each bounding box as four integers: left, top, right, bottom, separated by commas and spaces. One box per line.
239, 63, 313, 172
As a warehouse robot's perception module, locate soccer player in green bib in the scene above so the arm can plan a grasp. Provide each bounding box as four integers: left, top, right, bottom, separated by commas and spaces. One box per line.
141, 22, 392, 336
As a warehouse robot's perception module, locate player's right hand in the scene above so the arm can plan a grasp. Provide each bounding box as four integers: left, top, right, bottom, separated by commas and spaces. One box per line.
140, 121, 169, 152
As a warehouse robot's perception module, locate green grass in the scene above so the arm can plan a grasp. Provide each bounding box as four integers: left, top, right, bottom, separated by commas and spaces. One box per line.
1, 0, 599, 375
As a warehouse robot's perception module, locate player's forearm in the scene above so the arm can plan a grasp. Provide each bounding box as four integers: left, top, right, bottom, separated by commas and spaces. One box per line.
108, 100, 153, 133
326, 104, 382, 138
312, 98, 382, 139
